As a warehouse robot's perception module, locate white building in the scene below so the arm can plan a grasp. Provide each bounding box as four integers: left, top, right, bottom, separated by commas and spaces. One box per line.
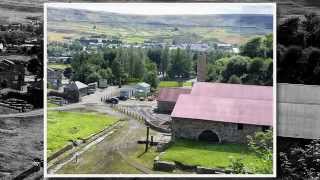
136, 82, 151, 96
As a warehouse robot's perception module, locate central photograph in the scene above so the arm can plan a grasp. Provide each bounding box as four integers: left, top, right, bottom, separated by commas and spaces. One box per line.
45, 3, 276, 177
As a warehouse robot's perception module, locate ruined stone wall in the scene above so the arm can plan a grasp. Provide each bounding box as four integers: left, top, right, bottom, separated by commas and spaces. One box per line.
172, 117, 266, 144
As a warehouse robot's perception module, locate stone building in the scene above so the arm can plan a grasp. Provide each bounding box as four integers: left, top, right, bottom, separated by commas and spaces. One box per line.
157, 87, 191, 113
171, 82, 273, 144
0, 58, 25, 90
64, 81, 88, 100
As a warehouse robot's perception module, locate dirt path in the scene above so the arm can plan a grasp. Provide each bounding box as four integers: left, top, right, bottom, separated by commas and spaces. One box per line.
53, 113, 155, 174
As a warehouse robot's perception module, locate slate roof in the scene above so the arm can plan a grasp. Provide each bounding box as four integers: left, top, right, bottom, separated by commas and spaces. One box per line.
191, 82, 273, 101
137, 82, 150, 88
157, 88, 191, 102
171, 82, 273, 126
172, 94, 273, 126
75, 81, 88, 89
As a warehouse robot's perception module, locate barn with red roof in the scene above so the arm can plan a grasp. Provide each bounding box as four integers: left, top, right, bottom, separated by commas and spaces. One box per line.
156, 87, 191, 113
171, 82, 273, 144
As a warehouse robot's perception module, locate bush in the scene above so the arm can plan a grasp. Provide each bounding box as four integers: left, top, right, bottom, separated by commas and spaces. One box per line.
229, 157, 247, 174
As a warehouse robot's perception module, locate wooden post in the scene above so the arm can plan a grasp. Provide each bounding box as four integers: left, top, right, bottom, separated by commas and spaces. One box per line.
151, 135, 154, 146
145, 126, 150, 152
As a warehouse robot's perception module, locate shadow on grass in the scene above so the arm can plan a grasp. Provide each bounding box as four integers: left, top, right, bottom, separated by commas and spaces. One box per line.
137, 151, 147, 158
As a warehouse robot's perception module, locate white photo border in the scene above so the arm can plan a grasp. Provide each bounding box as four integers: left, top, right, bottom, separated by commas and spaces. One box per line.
43, 2, 277, 178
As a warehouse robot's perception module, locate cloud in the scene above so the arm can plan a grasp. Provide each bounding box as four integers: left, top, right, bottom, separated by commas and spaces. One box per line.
47, 3, 274, 15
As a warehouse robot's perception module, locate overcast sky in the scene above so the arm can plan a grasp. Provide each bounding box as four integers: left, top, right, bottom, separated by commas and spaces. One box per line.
47, 3, 274, 15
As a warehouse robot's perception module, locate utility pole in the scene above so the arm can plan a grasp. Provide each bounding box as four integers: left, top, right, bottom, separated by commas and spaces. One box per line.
145, 126, 150, 152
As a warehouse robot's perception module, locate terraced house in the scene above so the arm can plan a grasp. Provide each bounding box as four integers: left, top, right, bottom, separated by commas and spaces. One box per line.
171, 82, 273, 144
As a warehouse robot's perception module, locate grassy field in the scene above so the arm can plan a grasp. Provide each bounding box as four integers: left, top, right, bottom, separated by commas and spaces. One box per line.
48, 63, 71, 70
47, 110, 119, 156
47, 102, 59, 108
159, 81, 192, 88
47, 21, 251, 45
161, 139, 269, 173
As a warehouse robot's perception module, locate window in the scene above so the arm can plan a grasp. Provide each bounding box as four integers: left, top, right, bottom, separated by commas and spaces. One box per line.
237, 124, 243, 130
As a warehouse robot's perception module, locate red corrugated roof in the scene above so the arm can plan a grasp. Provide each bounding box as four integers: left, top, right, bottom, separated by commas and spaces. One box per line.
171, 94, 273, 126
191, 82, 272, 101
157, 87, 191, 102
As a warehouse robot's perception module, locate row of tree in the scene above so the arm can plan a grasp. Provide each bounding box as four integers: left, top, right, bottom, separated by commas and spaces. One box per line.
206, 34, 273, 86
278, 13, 320, 84
207, 55, 273, 86
69, 47, 160, 88
69, 46, 202, 88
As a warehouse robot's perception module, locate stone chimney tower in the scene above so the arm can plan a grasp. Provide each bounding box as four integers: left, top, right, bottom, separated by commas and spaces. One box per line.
197, 53, 207, 82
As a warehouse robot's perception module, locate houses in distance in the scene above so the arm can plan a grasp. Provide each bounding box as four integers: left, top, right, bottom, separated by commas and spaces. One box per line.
0, 18, 43, 111
48, 35, 240, 63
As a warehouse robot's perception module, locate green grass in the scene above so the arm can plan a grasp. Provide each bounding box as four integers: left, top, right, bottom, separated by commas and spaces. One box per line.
161, 139, 269, 173
47, 102, 59, 108
159, 81, 192, 88
48, 21, 251, 45
48, 63, 70, 70
47, 110, 119, 156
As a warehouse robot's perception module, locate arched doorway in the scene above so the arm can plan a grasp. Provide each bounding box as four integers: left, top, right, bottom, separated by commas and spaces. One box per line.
198, 130, 220, 143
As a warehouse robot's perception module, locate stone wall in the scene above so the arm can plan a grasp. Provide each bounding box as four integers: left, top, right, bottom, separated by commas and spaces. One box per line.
172, 117, 267, 144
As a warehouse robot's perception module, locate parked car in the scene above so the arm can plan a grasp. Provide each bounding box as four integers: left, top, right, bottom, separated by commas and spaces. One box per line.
105, 97, 119, 104
118, 96, 128, 101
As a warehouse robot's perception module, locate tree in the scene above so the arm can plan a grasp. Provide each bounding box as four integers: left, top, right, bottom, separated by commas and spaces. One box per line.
160, 46, 170, 77
228, 75, 241, 84
279, 139, 320, 179
229, 157, 247, 174
168, 48, 192, 79
69, 41, 82, 51
98, 68, 112, 80
263, 34, 273, 58
147, 48, 162, 70
144, 61, 159, 89
240, 37, 264, 58
63, 67, 73, 79
133, 56, 145, 79
278, 17, 302, 46
278, 46, 304, 84
103, 49, 117, 67
86, 72, 101, 83
206, 64, 219, 82
221, 56, 249, 83
247, 130, 273, 174
303, 13, 320, 48
246, 57, 265, 85
111, 54, 123, 85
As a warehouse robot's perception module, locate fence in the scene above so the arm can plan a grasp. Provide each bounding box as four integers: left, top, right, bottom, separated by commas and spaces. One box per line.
111, 104, 146, 122
110, 104, 171, 133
